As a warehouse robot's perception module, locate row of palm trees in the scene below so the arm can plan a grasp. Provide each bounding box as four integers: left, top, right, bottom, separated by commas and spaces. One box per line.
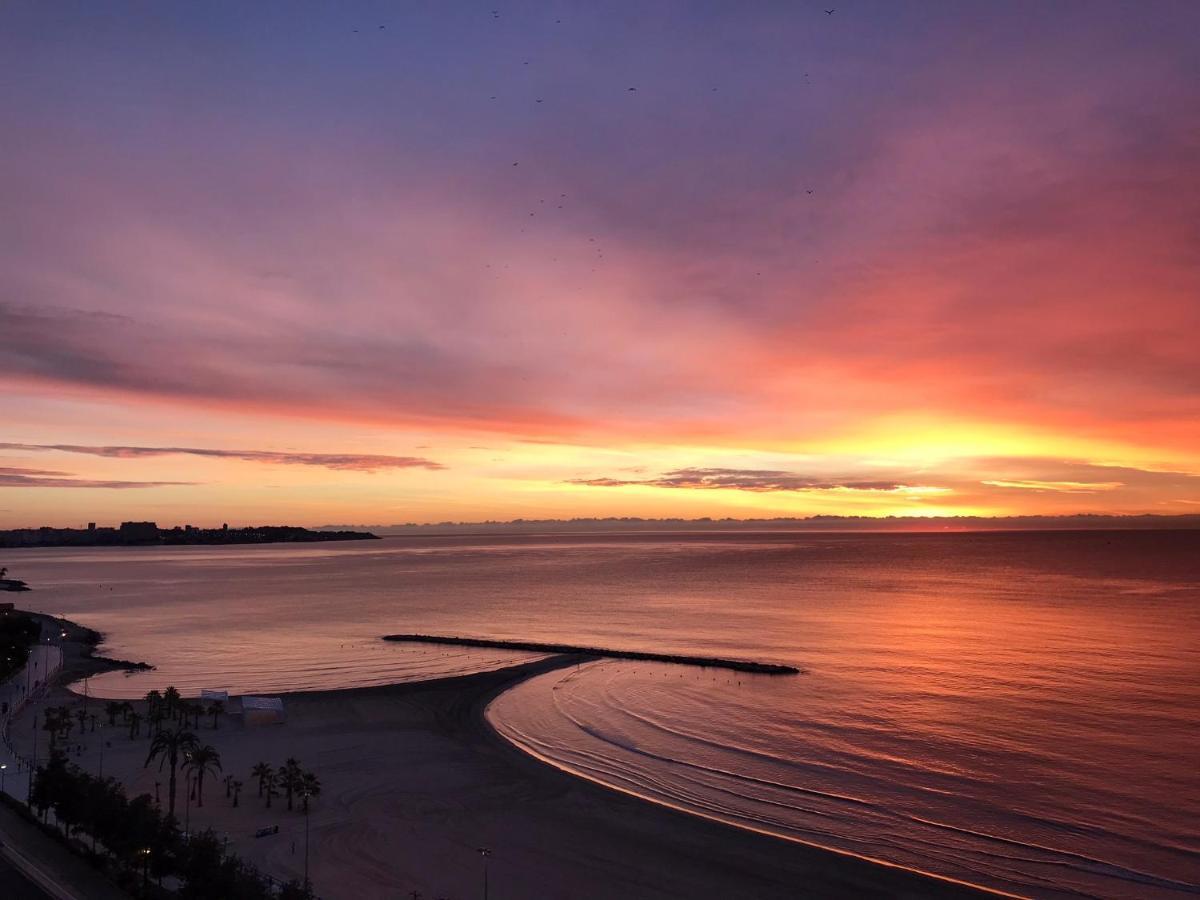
31, 750, 313, 899
41, 704, 110, 749
105, 691, 225, 741
250, 757, 321, 812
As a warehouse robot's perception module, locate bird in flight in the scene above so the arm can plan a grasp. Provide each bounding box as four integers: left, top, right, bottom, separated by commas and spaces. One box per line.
825, 8, 835, 14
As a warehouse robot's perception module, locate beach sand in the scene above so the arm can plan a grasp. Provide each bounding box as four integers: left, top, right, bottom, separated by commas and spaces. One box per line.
9, 618, 986, 900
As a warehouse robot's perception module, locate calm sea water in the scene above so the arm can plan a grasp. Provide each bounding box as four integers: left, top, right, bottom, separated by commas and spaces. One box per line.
4, 530, 1198, 898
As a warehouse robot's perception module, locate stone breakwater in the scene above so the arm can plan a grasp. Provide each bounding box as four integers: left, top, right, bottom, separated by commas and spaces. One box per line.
381, 633, 802, 674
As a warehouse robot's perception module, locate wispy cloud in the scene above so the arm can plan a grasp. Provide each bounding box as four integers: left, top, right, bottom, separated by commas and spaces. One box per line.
569, 468, 906, 492
0, 465, 192, 489
0, 444, 443, 473
981, 479, 1124, 493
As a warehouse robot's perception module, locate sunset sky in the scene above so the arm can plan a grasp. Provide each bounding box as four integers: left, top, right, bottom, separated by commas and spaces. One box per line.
2, 1, 1199, 528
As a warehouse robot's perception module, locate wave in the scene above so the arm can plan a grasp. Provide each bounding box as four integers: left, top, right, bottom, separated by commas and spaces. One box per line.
489, 666, 1200, 899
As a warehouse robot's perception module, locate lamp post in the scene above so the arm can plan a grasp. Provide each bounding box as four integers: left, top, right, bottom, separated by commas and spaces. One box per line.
302, 789, 312, 894
184, 772, 195, 835
477, 847, 492, 900
140, 847, 151, 896
1, 763, 7, 794
27, 710, 38, 806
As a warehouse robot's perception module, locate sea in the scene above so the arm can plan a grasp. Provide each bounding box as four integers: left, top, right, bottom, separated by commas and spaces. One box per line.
4, 530, 1197, 898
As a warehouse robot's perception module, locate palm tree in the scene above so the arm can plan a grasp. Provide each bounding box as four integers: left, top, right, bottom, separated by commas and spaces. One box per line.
184, 744, 222, 807
104, 701, 123, 726
128, 711, 142, 739
251, 762, 273, 798
144, 689, 162, 718
162, 686, 181, 720
231, 778, 243, 808
300, 771, 321, 812
42, 707, 61, 748
143, 726, 198, 820
75, 708, 87, 734
279, 757, 303, 811
208, 700, 224, 729
263, 772, 279, 809
224, 774, 235, 798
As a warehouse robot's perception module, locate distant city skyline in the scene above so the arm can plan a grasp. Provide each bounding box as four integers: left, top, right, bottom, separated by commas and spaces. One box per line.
2, 2, 1199, 528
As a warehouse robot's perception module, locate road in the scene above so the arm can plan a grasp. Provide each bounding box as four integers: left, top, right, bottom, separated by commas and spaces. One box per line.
0, 849, 53, 899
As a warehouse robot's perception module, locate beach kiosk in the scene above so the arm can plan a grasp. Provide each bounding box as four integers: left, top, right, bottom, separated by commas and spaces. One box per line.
240, 695, 285, 726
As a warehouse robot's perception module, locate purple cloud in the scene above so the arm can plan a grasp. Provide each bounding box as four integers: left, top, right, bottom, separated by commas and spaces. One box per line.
0, 444, 443, 473
0, 465, 192, 489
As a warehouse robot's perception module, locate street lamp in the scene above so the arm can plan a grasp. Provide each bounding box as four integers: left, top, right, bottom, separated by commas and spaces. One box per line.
184, 773, 195, 835
1, 763, 6, 794
477, 847, 493, 900
302, 789, 313, 894
140, 847, 151, 896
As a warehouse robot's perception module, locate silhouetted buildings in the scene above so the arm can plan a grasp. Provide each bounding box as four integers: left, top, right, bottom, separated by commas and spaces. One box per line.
0, 522, 378, 548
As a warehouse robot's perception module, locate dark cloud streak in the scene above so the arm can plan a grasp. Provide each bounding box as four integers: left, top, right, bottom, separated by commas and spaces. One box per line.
0, 466, 192, 489
569, 468, 906, 493
0, 443, 443, 473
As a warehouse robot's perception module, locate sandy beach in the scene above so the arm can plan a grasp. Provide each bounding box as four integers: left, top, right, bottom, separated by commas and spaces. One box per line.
6, 617, 987, 900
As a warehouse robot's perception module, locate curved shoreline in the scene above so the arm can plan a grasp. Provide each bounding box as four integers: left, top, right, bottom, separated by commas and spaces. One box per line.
21, 612, 984, 898
480, 664, 1015, 900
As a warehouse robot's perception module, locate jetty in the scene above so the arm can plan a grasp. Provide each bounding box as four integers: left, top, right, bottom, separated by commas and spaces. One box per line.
381, 633, 801, 674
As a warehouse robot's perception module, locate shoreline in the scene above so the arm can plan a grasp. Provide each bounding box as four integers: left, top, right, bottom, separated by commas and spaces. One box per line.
22, 610, 154, 683
16, 611, 987, 899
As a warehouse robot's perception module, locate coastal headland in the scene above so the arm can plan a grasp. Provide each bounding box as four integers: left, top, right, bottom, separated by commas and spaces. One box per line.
382, 633, 802, 674
4, 610, 986, 899
0, 522, 379, 549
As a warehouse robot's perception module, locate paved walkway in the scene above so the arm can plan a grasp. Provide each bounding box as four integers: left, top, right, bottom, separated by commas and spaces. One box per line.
0, 618, 130, 900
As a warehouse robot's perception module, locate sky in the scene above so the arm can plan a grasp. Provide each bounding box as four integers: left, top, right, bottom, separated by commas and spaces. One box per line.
2, 1, 1199, 528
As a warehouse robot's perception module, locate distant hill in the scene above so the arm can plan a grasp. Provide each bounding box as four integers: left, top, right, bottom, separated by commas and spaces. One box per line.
315, 514, 1200, 536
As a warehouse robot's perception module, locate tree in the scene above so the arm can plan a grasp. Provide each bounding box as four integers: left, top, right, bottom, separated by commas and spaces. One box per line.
162, 686, 181, 720
184, 745, 222, 808
145, 689, 163, 718
251, 762, 273, 798
300, 771, 321, 813
263, 773, 279, 809
231, 779, 243, 808
208, 700, 224, 729
144, 726, 198, 820
105, 701, 123, 726
279, 880, 313, 900
279, 758, 303, 811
